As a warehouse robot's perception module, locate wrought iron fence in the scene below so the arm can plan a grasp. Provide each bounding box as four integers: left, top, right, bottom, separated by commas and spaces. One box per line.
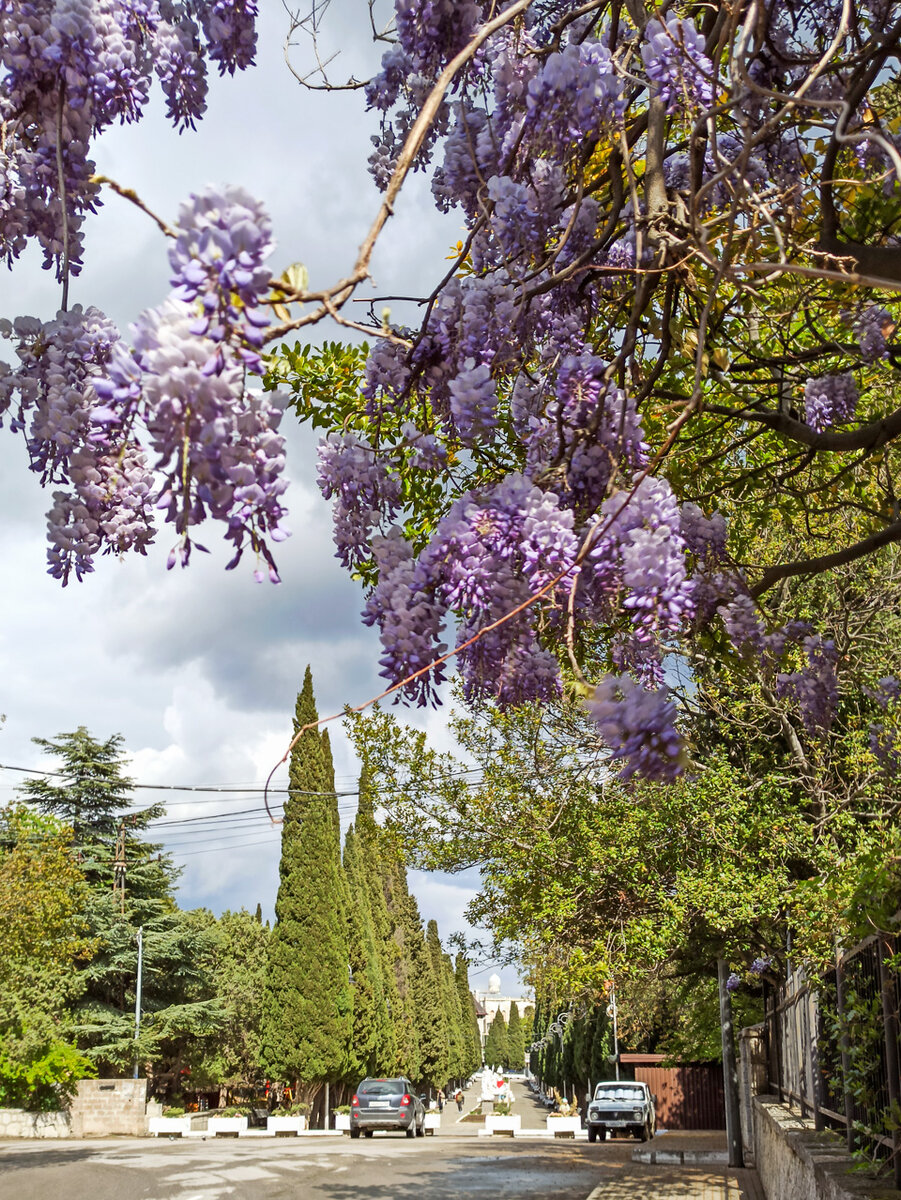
763, 932, 901, 1186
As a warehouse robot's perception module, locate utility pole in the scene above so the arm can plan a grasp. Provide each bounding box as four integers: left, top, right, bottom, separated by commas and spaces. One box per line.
133, 926, 143, 1080
113, 820, 127, 914
718, 959, 744, 1168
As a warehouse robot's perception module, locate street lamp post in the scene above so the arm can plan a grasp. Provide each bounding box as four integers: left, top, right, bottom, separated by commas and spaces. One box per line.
133, 926, 143, 1080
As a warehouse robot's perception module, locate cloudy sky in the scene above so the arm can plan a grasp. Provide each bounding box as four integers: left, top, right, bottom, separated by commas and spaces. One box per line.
0, 2, 526, 996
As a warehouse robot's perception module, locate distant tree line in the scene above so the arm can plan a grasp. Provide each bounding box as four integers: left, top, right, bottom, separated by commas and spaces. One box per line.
0, 675, 482, 1117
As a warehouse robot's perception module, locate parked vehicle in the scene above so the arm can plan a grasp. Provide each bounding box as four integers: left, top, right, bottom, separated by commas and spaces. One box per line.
585, 1081, 656, 1143
350, 1078, 426, 1139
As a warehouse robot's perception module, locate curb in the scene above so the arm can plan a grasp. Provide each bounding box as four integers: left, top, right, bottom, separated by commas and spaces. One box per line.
631, 1148, 729, 1165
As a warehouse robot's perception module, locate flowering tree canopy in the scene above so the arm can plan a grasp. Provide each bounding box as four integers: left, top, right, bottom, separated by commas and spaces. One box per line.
4, 0, 901, 779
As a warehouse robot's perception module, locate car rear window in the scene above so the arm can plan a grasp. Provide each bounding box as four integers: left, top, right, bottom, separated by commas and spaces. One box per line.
358, 1080, 404, 1095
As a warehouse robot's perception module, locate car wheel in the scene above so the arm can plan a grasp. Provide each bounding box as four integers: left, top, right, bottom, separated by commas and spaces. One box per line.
349, 1129, 360, 1140
597, 1126, 606, 1141
587, 1126, 597, 1144
635, 1125, 647, 1141
416, 1119, 425, 1137
406, 1125, 416, 1138
364, 1130, 374, 1138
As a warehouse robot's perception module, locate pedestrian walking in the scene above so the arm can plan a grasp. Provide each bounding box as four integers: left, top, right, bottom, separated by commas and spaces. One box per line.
455, 1088, 464, 1112
437, 1088, 445, 1111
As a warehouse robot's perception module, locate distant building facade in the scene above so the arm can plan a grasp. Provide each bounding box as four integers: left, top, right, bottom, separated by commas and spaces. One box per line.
472, 973, 533, 1065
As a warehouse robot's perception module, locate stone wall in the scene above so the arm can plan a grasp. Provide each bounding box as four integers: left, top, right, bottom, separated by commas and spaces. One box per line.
71, 1078, 149, 1136
0, 1108, 72, 1138
753, 1096, 889, 1200
0, 1078, 150, 1139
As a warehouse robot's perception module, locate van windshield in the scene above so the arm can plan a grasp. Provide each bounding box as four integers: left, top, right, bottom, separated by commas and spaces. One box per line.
594, 1085, 645, 1101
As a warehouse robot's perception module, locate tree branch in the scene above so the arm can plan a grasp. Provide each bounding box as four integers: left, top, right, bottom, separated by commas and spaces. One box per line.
751, 518, 901, 597
704, 401, 901, 454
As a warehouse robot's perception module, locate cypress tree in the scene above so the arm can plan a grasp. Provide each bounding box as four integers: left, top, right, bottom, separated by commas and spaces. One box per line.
506, 1001, 525, 1071
484, 1009, 508, 1071
588, 1005, 612, 1085
381, 846, 424, 1080
355, 763, 402, 1073
343, 822, 391, 1081
454, 954, 483, 1076
260, 668, 352, 1097
424, 921, 452, 1082
402, 891, 444, 1086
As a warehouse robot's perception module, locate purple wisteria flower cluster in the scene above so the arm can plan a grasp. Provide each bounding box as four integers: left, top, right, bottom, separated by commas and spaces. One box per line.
0, 1, 259, 279
0, 184, 288, 583
641, 16, 715, 117
803, 373, 859, 433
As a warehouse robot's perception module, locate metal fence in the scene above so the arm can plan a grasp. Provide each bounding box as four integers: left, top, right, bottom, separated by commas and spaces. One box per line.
763, 932, 901, 1186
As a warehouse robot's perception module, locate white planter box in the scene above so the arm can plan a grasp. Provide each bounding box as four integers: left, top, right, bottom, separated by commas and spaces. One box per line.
547, 1115, 582, 1136
486, 1114, 521, 1135
149, 1116, 192, 1137
267, 1115, 307, 1135
423, 1111, 441, 1133
334, 1113, 351, 1132
208, 1116, 248, 1136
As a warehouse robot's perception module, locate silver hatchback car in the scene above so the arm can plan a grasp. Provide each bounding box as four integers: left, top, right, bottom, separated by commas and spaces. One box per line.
350, 1077, 427, 1138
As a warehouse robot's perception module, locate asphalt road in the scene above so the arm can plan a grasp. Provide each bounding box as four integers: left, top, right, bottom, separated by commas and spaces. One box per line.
0, 1133, 633, 1200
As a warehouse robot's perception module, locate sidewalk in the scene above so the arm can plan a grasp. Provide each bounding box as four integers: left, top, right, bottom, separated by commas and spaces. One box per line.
589, 1131, 764, 1200
586, 1162, 764, 1200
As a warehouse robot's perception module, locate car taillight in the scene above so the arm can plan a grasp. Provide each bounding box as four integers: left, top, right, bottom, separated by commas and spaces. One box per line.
352, 1095, 359, 1107
401, 1094, 411, 1106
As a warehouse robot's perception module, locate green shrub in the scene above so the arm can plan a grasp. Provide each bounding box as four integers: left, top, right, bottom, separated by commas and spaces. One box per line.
333, 1104, 351, 1114
162, 1106, 185, 1117
0, 1031, 95, 1113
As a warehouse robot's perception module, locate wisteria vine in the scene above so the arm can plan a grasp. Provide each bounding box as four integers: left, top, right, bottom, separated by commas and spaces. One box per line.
5, 0, 901, 783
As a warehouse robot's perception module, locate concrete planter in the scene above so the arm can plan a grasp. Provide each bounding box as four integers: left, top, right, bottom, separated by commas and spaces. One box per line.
547, 1115, 582, 1137
334, 1113, 351, 1132
486, 1114, 521, 1135
208, 1116, 248, 1136
149, 1116, 192, 1137
267, 1115, 307, 1136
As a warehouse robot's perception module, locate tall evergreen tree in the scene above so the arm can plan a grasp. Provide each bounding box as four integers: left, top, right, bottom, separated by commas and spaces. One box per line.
355, 758, 400, 1070
454, 954, 483, 1075
260, 668, 352, 1098
354, 763, 402, 1073
18, 729, 219, 1076
439, 951, 466, 1083
401, 888, 443, 1086
484, 1009, 508, 1071
343, 823, 392, 1080
506, 1002, 525, 1071
424, 920, 451, 1081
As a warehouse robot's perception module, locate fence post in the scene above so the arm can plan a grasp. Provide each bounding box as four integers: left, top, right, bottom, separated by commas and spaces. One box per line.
834, 943, 855, 1154
877, 936, 901, 1189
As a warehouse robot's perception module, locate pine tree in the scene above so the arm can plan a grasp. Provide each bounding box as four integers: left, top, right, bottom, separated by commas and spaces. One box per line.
260, 668, 352, 1097
18, 728, 220, 1077
484, 1009, 508, 1071
506, 1001, 525, 1072
454, 954, 483, 1076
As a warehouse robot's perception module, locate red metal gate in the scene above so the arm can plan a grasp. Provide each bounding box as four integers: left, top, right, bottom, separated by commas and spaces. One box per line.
619, 1053, 725, 1130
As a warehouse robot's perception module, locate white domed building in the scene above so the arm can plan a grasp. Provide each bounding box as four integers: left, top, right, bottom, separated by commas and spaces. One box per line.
472, 976, 533, 1070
